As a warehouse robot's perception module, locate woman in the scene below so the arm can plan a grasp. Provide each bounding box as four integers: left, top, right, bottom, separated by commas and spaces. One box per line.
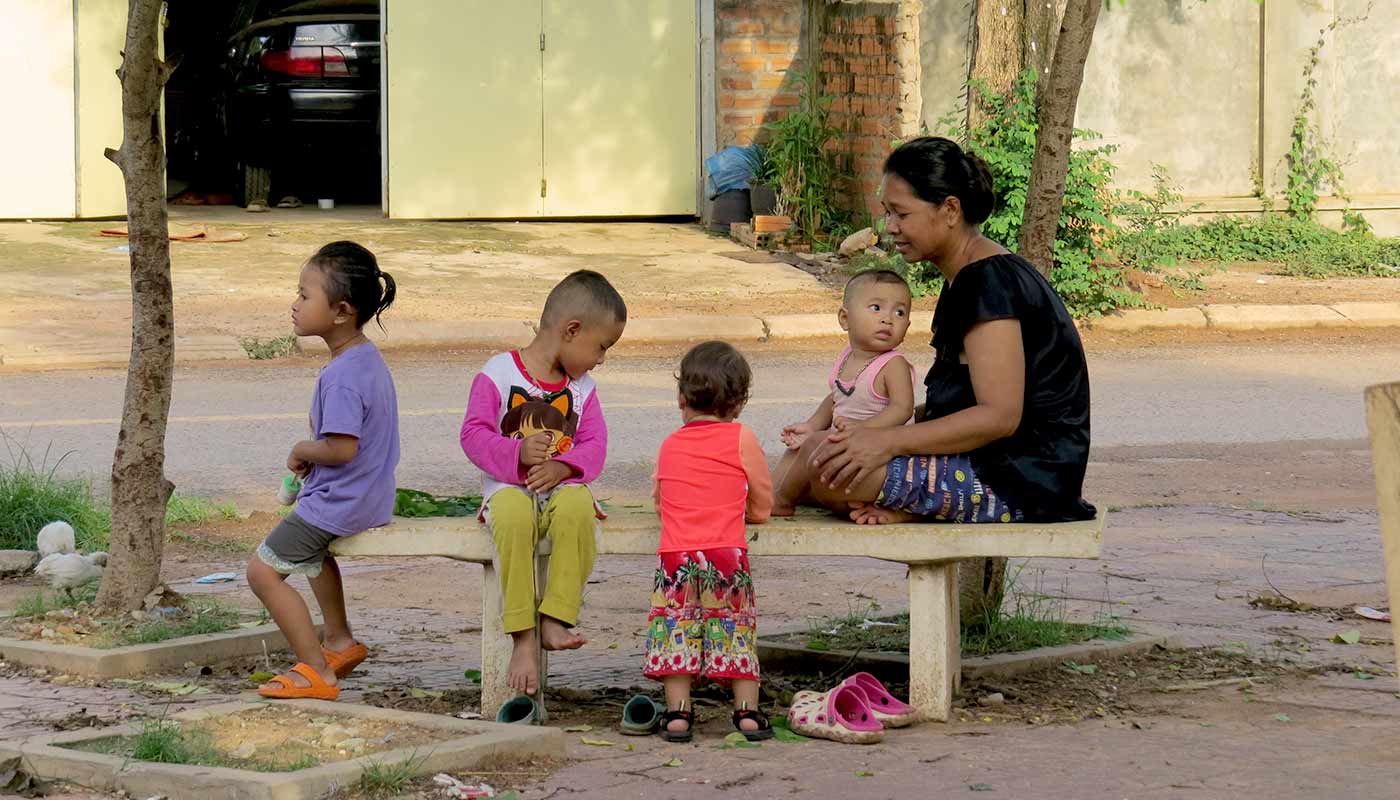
806, 136, 1095, 524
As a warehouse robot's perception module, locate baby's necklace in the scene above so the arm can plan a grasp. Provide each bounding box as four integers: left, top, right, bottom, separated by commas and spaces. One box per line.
834, 349, 880, 392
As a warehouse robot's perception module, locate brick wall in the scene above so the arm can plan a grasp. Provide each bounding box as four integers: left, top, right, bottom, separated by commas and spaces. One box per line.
819, 1, 921, 219
715, 0, 809, 147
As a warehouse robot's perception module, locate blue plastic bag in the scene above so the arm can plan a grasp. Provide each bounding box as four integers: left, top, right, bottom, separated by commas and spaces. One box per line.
704, 145, 763, 199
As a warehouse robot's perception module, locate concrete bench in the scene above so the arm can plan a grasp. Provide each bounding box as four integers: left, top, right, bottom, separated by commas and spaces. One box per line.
329, 508, 1105, 722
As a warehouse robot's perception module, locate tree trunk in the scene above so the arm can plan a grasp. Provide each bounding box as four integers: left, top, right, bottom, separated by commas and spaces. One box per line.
95, 0, 177, 614
967, 0, 1026, 131
1016, 0, 1102, 277
1024, 0, 1068, 76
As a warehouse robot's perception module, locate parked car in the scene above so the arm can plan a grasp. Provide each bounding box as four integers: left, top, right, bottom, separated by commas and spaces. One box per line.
221, 0, 381, 206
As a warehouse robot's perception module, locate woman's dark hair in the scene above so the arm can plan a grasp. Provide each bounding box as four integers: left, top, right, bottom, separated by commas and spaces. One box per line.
307, 241, 396, 330
676, 341, 752, 420
883, 136, 997, 226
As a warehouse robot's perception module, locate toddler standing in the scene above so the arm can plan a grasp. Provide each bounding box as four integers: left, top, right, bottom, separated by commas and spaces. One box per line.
460, 270, 627, 704
646, 341, 773, 742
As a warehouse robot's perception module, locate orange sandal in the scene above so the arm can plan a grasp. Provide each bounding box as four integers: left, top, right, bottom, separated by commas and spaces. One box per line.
258, 663, 340, 700
323, 642, 369, 679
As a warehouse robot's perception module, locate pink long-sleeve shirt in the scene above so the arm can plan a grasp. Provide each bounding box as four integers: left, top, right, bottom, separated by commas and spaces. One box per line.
460, 351, 608, 511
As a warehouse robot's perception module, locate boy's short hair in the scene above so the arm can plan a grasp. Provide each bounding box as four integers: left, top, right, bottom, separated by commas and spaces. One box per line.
843, 269, 911, 305
541, 269, 628, 328
677, 341, 752, 420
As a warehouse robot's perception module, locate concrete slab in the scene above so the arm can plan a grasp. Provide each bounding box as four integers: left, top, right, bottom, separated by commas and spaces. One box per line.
0, 698, 563, 800
621, 315, 768, 343
1090, 308, 1209, 331
1328, 301, 1400, 327
296, 319, 535, 356
0, 622, 318, 678
764, 313, 843, 339
0, 335, 246, 369
1202, 304, 1349, 330
755, 623, 1176, 682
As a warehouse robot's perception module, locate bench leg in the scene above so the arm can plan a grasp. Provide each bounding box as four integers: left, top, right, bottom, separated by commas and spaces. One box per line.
908, 561, 960, 722
533, 541, 551, 724
479, 562, 514, 717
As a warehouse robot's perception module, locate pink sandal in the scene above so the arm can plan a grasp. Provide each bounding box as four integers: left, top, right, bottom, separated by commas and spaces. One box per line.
842, 672, 918, 728
787, 685, 884, 744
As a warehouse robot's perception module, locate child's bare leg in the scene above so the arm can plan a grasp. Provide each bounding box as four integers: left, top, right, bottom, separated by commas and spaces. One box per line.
663, 674, 693, 733
732, 679, 761, 731
247, 557, 336, 688
771, 448, 806, 516
306, 556, 356, 652
507, 629, 540, 695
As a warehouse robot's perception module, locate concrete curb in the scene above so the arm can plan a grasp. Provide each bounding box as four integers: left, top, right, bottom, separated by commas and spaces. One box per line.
0, 698, 563, 800
754, 624, 1180, 683
0, 622, 319, 678
4, 302, 1399, 371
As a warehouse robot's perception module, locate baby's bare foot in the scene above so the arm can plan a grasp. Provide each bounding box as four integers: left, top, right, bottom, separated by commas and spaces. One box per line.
539, 617, 586, 651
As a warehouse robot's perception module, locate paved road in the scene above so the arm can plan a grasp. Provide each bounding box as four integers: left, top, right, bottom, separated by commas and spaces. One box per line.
1, 339, 1396, 508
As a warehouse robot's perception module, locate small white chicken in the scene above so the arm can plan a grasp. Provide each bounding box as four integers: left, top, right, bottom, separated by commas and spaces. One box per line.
34, 552, 105, 598
36, 521, 76, 558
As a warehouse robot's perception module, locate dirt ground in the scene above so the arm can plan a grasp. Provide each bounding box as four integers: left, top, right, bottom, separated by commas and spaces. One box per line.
2, 212, 1394, 356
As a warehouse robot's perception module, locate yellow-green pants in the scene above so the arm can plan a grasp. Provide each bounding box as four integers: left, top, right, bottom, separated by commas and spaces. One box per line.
486, 485, 598, 634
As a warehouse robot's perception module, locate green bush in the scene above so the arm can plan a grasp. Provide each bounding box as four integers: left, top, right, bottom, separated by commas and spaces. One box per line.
755, 64, 847, 246
932, 70, 1143, 317
0, 439, 109, 551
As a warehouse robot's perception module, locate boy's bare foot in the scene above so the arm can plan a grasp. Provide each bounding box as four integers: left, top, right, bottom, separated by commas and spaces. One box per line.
507, 630, 540, 695
848, 502, 917, 525
540, 617, 586, 651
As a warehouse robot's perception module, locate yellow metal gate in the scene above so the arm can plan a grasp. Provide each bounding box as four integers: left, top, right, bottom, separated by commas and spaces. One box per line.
386, 1, 697, 219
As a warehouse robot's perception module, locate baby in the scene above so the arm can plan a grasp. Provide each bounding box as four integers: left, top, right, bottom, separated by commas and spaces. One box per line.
773, 270, 916, 515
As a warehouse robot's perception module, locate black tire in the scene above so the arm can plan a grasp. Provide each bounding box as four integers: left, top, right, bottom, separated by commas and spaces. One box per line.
234, 161, 272, 208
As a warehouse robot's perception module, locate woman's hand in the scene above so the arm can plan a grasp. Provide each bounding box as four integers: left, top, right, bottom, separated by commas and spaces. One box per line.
810, 425, 895, 493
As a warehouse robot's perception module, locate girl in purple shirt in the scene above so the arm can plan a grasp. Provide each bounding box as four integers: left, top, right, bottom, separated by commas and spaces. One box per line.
248, 241, 400, 701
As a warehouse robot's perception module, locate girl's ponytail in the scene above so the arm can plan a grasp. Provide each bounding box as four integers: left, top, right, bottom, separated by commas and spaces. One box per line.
374, 270, 397, 328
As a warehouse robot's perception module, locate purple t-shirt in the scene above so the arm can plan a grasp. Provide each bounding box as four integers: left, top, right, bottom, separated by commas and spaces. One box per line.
295, 341, 399, 536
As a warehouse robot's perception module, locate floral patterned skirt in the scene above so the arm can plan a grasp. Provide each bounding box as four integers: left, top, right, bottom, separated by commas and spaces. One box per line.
643, 547, 759, 684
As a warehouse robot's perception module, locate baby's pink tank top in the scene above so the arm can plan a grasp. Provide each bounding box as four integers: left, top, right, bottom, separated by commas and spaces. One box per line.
828, 346, 916, 422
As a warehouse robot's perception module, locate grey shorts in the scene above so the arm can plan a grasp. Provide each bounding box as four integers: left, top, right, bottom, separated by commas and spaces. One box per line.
256, 512, 337, 577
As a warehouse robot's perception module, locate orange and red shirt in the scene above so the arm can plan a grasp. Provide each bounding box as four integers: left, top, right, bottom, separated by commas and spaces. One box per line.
653, 420, 772, 552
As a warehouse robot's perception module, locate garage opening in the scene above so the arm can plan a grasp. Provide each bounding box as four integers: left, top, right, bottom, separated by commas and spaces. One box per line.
163, 0, 383, 210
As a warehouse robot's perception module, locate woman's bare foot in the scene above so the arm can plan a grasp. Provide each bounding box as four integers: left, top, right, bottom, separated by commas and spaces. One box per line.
539, 617, 586, 651
507, 629, 540, 695
848, 502, 917, 525
771, 500, 796, 517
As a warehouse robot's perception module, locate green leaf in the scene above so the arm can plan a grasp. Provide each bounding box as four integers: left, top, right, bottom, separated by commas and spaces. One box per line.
580, 737, 615, 747
720, 732, 762, 749
1333, 629, 1361, 645
1063, 662, 1098, 675
855, 770, 875, 778
248, 671, 275, 684
970, 784, 994, 792
1272, 713, 1291, 722
407, 687, 444, 700
463, 669, 481, 683
773, 726, 808, 743
662, 757, 684, 767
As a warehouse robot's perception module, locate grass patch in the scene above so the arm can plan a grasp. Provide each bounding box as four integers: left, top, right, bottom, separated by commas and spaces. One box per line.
12, 583, 100, 618
0, 438, 109, 551
66, 718, 321, 773
801, 571, 1128, 658
115, 597, 241, 647
359, 754, 422, 797
165, 493, 238, 527
239, 335, 298, 360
